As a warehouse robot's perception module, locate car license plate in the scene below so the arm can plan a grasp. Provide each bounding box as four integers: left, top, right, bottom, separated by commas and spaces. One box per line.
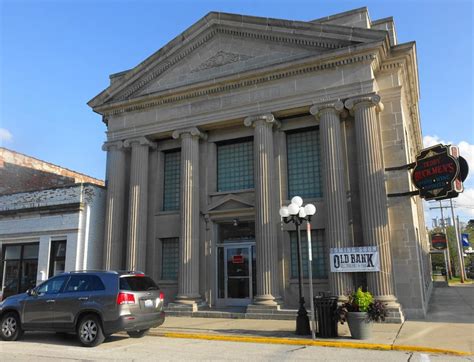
144, 299, 153, 308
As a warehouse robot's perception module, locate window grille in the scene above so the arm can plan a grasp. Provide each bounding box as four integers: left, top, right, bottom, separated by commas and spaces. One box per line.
287, 129, 322, 199
161, 238, 179, 280
217, 139, 254, 192
289, 229, 327, 279
163, 150, 181, 211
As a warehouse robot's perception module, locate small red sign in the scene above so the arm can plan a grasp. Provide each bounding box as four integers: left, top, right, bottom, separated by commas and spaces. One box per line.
232, 255, 244, 264
431, 232, 447, 250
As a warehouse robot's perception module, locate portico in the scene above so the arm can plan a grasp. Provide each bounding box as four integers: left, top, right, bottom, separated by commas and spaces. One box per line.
89, 8, 431, 321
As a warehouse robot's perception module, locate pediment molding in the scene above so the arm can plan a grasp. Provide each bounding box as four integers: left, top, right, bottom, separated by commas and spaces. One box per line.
207, 194, 255, 213
96, 51, 378, 117
89, 13, 389, 110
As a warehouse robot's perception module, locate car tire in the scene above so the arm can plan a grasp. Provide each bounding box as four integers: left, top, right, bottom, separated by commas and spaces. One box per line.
77, 314, 105, 347
0, 312, 23, 341
127, 329, 149, 338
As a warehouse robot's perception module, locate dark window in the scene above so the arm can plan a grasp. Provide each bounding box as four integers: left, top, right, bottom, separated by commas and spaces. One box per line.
120, 276, 158, 291
161, 238, 179, 280
290, 230, 327, 279
49, 240, 66, 277
0, 243, 39, 299
217, 138, 254, 192
63, 275, 105, 292
36, 275, 68, 295
287, 128, 322, 199
163, 150, 181, 211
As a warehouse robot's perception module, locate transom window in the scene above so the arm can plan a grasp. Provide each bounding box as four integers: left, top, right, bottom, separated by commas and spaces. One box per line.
161, 238, 179, 280
290, 230, 327, 279
163, 150, 181, 211
217, 138, 254, 192
286, 128, 322, 199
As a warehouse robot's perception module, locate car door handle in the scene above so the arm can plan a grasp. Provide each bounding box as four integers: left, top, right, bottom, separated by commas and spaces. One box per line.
78, 297, 89, 301
46, 299, 55, 303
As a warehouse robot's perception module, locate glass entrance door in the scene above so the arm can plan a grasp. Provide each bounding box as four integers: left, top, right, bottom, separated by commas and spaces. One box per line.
218, 244, 254, 306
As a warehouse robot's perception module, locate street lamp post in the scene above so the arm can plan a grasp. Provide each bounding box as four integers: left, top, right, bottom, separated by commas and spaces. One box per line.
279, 196, 316, 336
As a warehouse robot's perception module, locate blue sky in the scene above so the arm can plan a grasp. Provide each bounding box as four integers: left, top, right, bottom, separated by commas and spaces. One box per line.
0, 0, 473, 221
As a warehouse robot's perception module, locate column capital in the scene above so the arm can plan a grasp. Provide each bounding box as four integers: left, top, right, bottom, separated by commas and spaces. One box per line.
344, 93, 384, 113
244, 113, 281, 129
309, 100, 345, 120
123, 136, 157, 149
172, 127, 207, 141
102, 140, 124, 152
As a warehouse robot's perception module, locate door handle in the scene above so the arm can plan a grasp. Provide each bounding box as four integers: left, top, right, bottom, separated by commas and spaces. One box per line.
78, 297, 89, 301
46, 299, 55, 303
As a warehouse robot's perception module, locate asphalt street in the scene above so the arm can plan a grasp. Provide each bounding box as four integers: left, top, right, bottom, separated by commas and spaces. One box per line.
0, 332, 471, 361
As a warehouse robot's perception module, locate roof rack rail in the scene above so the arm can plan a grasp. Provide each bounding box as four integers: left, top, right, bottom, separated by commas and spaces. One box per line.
116, 270, 145, 275
70, 269, 117, 274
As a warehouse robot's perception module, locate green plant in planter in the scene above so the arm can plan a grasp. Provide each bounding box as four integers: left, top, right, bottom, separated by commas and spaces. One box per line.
336, 288, 387, 324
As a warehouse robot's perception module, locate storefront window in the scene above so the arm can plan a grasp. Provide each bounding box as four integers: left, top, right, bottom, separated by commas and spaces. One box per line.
49, 240, 66, 277
290, 230, 327, 279
1, 243, 39, 300
287, 128, 322, 199
217, 138, 254, 192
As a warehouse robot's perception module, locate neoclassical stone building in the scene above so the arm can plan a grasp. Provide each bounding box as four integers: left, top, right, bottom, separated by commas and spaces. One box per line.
89, 8, 432, 320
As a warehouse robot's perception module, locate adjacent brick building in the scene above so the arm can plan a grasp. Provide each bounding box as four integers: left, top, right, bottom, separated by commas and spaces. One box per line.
0, 149, 105, 300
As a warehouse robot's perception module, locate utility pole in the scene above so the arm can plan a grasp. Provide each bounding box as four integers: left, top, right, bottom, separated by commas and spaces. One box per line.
430, 202, 453, 279
454, 212, 467, 283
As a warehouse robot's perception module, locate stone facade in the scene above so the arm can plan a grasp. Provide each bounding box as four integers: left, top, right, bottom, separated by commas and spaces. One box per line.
89, 8, 431, 320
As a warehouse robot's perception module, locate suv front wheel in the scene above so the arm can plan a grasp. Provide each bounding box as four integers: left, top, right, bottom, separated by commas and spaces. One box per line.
77, 314, 105, 347
0, 312, 23, 341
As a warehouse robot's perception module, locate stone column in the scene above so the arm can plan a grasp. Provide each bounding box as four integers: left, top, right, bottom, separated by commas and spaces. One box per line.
244, 114, 280, 309
171, 127, 206, 310
310, 101, 354, 298
102, 140, 126, 270
345, 94, 403, 322
124, 136, 155, 272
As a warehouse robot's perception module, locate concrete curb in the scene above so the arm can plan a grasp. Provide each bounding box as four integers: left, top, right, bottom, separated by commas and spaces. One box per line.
148, 331, 473, 357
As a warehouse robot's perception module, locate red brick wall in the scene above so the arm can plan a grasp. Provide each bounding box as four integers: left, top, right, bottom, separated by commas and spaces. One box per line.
0, 148, 104, 195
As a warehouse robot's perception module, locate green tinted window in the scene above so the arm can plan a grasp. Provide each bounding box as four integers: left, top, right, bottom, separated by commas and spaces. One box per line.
163, 150, 180, 211
290, 230, 327, 279
287, 129, 322, 199
217, 139, 254, 192
161, 238, 179, 280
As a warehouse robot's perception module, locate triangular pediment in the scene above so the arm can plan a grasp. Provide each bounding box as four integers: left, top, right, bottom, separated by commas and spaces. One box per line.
89, 12, 388, 110
207, 194, 254, 213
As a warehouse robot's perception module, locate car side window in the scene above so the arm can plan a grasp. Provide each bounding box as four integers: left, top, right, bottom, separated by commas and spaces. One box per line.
64, 275, 105, 293
36, 275, 67, 295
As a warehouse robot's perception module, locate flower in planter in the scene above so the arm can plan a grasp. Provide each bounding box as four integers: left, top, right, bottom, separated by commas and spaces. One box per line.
336, 287, 388, 324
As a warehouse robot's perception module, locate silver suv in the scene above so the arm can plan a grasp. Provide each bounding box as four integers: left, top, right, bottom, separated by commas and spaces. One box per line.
0, 271, 165, 347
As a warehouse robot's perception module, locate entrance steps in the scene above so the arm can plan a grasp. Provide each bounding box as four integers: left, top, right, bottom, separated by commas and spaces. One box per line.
164, 306, 299, 320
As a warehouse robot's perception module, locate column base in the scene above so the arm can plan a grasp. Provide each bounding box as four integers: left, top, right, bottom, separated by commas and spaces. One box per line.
168, 294, 203, 312
376, 295, 405, 323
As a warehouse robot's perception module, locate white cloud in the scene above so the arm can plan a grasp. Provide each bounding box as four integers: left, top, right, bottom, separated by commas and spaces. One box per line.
0, 128, 13, 144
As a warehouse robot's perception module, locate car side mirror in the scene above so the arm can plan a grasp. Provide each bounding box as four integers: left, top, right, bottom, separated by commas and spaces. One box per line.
27, 288, 37, 297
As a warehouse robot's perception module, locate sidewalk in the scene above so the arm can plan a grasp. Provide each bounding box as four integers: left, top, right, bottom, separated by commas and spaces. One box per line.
150, 284, 474, 356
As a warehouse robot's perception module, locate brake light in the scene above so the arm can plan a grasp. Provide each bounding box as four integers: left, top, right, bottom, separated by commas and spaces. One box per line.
159, 292, 164, 301
117, 292, 135, 305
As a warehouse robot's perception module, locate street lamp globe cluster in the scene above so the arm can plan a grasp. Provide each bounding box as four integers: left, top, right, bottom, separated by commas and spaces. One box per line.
279, 196, 316, 336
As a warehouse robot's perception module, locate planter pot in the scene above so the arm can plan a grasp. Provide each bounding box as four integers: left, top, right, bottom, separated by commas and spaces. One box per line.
347, 312, 373, 340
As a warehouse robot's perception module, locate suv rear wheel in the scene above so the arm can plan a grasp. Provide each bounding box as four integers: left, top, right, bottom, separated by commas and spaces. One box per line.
77, 314, 105, 347
0, 312, 23, 341
127, 329, 149, 338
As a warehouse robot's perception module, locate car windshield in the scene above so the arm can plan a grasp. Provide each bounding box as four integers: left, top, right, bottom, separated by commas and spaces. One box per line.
119, 276, 158, 291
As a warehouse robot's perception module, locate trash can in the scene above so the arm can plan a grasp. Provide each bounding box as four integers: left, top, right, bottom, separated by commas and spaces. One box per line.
314, 293, 338, 338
